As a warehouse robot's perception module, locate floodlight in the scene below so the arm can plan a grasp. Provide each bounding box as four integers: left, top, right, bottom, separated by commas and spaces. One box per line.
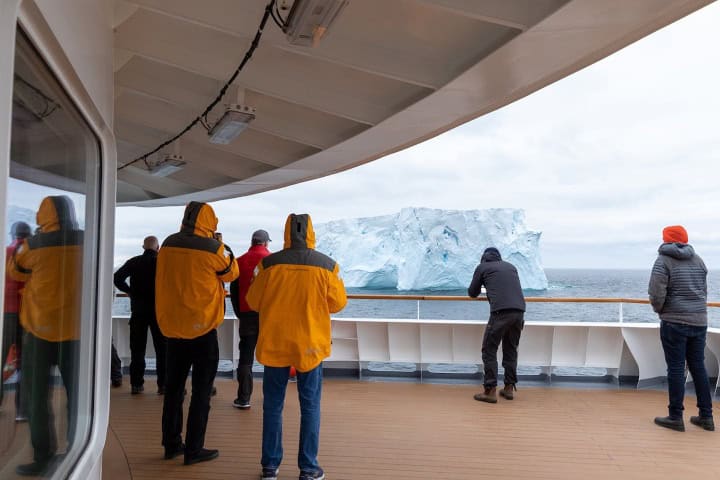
149, 154, 185, 177
284, 0, 349, 47
208, 104, 256, 145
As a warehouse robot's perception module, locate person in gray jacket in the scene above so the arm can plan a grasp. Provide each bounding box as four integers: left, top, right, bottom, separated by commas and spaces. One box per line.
468, 247, 526, 403
649, 225, 714, 432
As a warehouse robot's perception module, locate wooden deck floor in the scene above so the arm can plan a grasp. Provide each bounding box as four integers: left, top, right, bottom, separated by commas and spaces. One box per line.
103, 378, 720, 480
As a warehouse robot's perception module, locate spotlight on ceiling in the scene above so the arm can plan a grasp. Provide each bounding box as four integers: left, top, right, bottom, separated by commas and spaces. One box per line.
149, 154, 186, 177
208, 104, 256, 145
284, 0, 349, 47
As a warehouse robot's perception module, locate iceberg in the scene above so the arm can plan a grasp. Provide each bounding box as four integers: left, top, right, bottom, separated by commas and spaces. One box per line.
314, 207, 547, 291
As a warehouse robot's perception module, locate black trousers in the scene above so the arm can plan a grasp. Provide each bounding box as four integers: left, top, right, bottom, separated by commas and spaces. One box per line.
129, 314, 167, 388
481, 309, 524, 388
22, 333, 79, 462
162, 329, 219, 455
236, 311, 259, 403
111, 340, 122, 384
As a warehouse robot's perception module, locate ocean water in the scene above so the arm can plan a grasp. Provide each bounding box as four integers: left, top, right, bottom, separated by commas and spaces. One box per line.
112, 268, 720, 326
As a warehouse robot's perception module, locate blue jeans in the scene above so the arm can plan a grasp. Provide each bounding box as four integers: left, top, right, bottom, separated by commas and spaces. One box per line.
660, 321, 713, 419
262, 364, 322, 472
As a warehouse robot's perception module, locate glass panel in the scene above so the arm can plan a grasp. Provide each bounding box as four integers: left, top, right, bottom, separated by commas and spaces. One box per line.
0, 31, 100, 478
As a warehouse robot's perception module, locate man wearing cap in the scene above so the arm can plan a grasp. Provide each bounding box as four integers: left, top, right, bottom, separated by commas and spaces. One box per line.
649, 225, 714, 432
1, 221, 31, 414
229, 229, 271, 409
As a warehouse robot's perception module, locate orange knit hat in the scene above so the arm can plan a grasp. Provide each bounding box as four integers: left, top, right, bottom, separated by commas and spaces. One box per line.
662, 225, 688, 244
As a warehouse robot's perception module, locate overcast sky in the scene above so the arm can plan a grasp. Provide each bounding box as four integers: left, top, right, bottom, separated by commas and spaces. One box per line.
115, 2, 720, 270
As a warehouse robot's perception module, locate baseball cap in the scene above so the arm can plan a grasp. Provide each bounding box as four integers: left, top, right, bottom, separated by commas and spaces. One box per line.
251, 229, 271, 244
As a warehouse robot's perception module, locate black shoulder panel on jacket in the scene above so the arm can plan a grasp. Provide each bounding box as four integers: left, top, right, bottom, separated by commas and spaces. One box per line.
262, 248, 336, 272
180, 202, 204, 234
27, 230, 84, 249
162, 232, 220, 254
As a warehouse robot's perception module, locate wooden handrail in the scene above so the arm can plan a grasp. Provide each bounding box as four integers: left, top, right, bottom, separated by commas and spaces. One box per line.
114, 292, 720, 307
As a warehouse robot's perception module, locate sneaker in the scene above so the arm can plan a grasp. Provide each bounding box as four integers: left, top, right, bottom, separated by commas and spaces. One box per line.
299, 468, 325, 480
15, 413, 28, 423
232, 398, 251, 409
131, 385, 144, 395
184, 448, 219, 465
690, 416, 715, 431
654, 416, 685, 432
164, 443, 185, 460
262, 467, 279, 479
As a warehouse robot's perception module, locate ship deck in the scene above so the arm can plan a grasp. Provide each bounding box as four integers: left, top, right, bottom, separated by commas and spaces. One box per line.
102, 377, 720, 480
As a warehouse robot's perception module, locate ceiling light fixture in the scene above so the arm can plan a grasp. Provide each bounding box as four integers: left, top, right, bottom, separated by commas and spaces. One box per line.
208, 104, 256, 145
148, 154, 186, 177
284, 0, 349, 47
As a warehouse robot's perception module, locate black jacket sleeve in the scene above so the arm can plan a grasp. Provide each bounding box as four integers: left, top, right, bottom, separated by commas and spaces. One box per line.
468, 265, 484, 298
229, 277, 241, 318
113, 259, 133, 296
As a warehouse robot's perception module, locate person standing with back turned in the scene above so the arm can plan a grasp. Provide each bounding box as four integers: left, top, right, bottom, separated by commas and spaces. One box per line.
155, 201, 239, 465
649, 225, 714, 432
468, 247, 526, 403
247, 213, 347, 480
229, 229, 271, 409
113, 235, 166, 395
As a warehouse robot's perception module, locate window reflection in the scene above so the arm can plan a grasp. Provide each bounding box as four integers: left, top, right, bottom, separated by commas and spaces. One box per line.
0, 31, 99, 478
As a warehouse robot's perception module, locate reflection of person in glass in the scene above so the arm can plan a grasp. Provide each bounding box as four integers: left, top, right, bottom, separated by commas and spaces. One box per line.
6, 196, 82, 476
1, 221, 31, 419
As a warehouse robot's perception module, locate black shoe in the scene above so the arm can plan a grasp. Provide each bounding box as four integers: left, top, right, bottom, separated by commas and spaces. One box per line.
654, 416, 685, 432
184, 448, 219, 465
111, 379, 122, 388
16, 460, 51, 476
299, 468, 325, 480
131, 385, 144, 395
157, 386, 165, 395
232, 398, 251, 409
211, 386, 217, 397
164, 443, 185, 460
690, 416, 715, 431
262, 467, 279, 480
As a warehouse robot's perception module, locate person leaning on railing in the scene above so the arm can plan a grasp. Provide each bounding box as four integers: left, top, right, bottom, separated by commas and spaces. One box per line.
649, 225, 714, 432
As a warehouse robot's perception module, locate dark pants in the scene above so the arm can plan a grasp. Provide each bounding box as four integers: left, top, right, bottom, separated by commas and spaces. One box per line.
22, 333, 79, 462
111, 341, 122, 384
236, 311, 259, 403
262, 364, 323, 472
129, 314, 167, 388
482, 309, 524, 388
1, 312, 23, 409
660, 321, 713, 419
162, 329, 219, 455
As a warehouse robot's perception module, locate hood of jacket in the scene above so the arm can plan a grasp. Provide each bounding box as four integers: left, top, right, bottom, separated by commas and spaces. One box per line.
659, 242, 695, 260
36, 195, 78, 233
481, 247, 502, 263
283, 213, 316, 249
180, 201, 217, 238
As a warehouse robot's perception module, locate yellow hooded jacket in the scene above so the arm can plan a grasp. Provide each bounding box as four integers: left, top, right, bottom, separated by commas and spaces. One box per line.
7, 196, 83, 342
155, 202, 239, 339
247, 213, 347, 372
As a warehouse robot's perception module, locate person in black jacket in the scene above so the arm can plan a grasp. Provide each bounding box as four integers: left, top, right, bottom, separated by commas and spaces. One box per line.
468, 247, 526, 403
113, 236, 167, 395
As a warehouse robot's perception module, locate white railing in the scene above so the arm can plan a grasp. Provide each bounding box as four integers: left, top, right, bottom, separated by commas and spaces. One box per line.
111, 295, 720, 391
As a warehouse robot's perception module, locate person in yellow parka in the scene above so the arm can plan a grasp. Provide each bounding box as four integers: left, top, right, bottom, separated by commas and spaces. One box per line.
155, 201, 239, 466
6, 195, 83, 476
247, 213, 346, 480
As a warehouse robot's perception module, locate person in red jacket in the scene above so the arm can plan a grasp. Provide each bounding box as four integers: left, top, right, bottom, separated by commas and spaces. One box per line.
229, 229, 271, 409
1, 221, 31, 418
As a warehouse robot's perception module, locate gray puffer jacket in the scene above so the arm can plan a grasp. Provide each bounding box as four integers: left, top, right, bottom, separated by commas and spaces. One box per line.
648, 242, 707, 326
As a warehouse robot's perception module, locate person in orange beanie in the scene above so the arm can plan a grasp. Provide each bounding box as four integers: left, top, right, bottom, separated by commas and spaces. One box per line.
649, 224, 713, 432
